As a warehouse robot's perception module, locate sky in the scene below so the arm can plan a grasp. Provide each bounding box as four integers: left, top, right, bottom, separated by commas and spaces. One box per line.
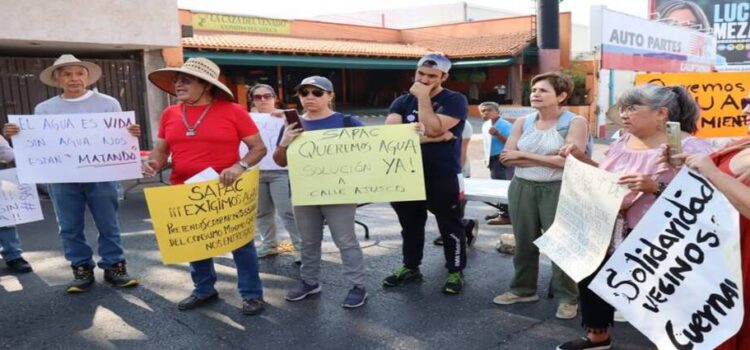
177, 0, 650, 26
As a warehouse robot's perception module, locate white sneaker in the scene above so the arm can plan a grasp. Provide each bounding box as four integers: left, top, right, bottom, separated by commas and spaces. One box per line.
492, 292, 540, 305
556, 303, 578, 320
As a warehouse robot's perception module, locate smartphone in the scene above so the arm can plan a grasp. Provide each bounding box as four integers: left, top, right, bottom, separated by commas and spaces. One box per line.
666, 121, 682, 166
283, 109, 303, 130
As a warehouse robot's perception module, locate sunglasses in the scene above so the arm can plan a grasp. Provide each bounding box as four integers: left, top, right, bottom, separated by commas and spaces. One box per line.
298, 88, 326, 97
252, 93, 274, 101
742, 98, 750, 109
171, 75, 196, 85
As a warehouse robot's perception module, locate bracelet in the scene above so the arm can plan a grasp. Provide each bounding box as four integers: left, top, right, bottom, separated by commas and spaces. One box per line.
653, 182, 667, 197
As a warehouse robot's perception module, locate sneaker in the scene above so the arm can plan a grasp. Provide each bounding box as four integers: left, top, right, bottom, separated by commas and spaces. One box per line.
103, 261, 139, 288
487, 216, 512, 225
556, 336, 612, 350
433, 237, 444, 246
178, 292, 219, 310
242, 298, 265, 315
5, 257, 32, 273
257, 246, 278, 258
484, 212, 501, 221
492, 292, 540, 305
556, 303, 579, 320
442, 272, 463, 295
285, 281, 321, 301
66, 265, 95, 293
342, 286, 368, 308
382, 266, 423, 287
465, 219, 479, 247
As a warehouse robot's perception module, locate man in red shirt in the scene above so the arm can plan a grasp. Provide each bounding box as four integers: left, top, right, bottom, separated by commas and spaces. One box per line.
144, 57, 267, 316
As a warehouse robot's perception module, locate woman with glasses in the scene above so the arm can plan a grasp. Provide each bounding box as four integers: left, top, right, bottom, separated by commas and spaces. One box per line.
248, 84, 302, 263
676, 94, 750, 350
273, 76, 368, 309
143, 58, 268, 316
555, 84, 711, 350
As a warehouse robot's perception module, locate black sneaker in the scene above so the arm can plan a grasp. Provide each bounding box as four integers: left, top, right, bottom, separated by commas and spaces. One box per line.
556, 337, 612, 350
382, 266, 422, 287
285, 281, 321, 301
178, 293, 219, 310
342, 286, 368, 308
103, 261, 139, 288
66, 265, 95, 293
433, 237, 444, 246
6, 257, 32, 273
242, 298, 265, 315
442, 272, 463, 295
465, 219, 479, 247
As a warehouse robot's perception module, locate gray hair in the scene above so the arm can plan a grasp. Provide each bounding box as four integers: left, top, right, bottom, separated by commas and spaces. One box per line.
617, 84, 698, 134
478, 101, 500, 112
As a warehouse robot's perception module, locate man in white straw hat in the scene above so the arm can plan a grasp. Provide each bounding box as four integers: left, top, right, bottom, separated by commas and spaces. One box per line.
3, 54, 141, 293
143, 57, 268, 315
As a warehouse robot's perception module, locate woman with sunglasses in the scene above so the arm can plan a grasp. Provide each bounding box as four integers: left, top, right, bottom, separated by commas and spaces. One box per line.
555, 84, 711, 350
273, 76, 368, 309
675, 94, 750, 350
248, 84, 302, 263
143, 58, 268, 316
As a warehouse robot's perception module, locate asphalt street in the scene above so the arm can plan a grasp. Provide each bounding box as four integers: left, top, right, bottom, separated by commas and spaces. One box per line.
0, 118, 653, 349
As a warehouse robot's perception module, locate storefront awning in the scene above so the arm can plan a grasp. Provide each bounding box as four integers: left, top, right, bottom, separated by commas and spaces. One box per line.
184, 51, 514, 70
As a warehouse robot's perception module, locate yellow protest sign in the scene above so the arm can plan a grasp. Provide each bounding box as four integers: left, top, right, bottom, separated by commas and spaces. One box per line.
287, 124, 425, 206
635, 72, 750, 138
144, 169, 259, 264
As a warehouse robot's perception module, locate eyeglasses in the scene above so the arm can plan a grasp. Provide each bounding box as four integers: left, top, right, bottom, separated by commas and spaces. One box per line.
619, 105, 650, 115
298, 89, 326, 97
171, 75, 196, 85
741, 98, 750, 109
252, 93, 274, 101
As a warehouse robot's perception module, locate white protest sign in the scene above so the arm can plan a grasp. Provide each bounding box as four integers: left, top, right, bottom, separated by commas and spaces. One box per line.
535, 156, 629, 282
0, 168, 43, 226
241, 113, 285, 170
590, 169, 743, 350
9, 112, 142, 183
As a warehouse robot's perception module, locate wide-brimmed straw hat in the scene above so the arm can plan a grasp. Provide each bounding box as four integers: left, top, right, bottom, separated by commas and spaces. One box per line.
39, 54, 102, 88
148, 57, 234, 101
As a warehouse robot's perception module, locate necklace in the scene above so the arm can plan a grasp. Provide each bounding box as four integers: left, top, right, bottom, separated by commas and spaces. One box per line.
181, 102, 213, 137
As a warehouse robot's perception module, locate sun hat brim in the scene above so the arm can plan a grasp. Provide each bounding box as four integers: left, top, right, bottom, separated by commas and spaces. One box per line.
39, 61, 102, 88
148, 67, 234, 102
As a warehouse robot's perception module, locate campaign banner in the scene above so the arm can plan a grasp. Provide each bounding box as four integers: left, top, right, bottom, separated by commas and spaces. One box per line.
0, 169, 43, 226
287, 124, 425, 206
591, 6, 717, 72
636, 71, 750, 138
535, 157, 629, 282
590, 169, 743, 350
652, 0, 750, 67
8, 112, 142, 184
144, 168, 259, 264
242, 113, 285, 170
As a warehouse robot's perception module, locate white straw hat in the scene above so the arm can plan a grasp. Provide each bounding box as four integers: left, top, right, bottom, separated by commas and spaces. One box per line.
39, 54, 102, 88
148, 57, 234, 101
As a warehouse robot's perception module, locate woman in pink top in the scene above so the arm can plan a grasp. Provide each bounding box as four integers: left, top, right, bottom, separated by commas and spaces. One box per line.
556, 84, 712, 350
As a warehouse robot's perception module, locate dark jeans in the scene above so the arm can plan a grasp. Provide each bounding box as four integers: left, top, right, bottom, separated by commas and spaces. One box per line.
391, 175, 466, 273
579, 255, 614, 330
488, 156, 513, 218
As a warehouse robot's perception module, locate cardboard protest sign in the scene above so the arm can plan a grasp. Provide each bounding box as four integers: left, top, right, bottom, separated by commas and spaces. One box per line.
0, 169, 43, 226
243, 113, 285, 170
590, 169, 743, 350
635, 72, 750, 138
8, 112, 142, 183
144, 168, 259, 264
535, 156, 629, 282
287, 124, 425, 206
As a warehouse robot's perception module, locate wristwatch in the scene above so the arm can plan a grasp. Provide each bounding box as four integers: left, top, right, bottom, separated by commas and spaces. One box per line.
238, 160, 250, 170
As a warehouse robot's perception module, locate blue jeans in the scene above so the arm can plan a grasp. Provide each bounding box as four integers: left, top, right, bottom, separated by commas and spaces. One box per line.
48, 182, 124, 269
0, 226, 23, 261
189, 240, 263, 300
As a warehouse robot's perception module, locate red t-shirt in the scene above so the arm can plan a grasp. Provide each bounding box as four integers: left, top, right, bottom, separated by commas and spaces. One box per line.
157, 100, 258, 184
